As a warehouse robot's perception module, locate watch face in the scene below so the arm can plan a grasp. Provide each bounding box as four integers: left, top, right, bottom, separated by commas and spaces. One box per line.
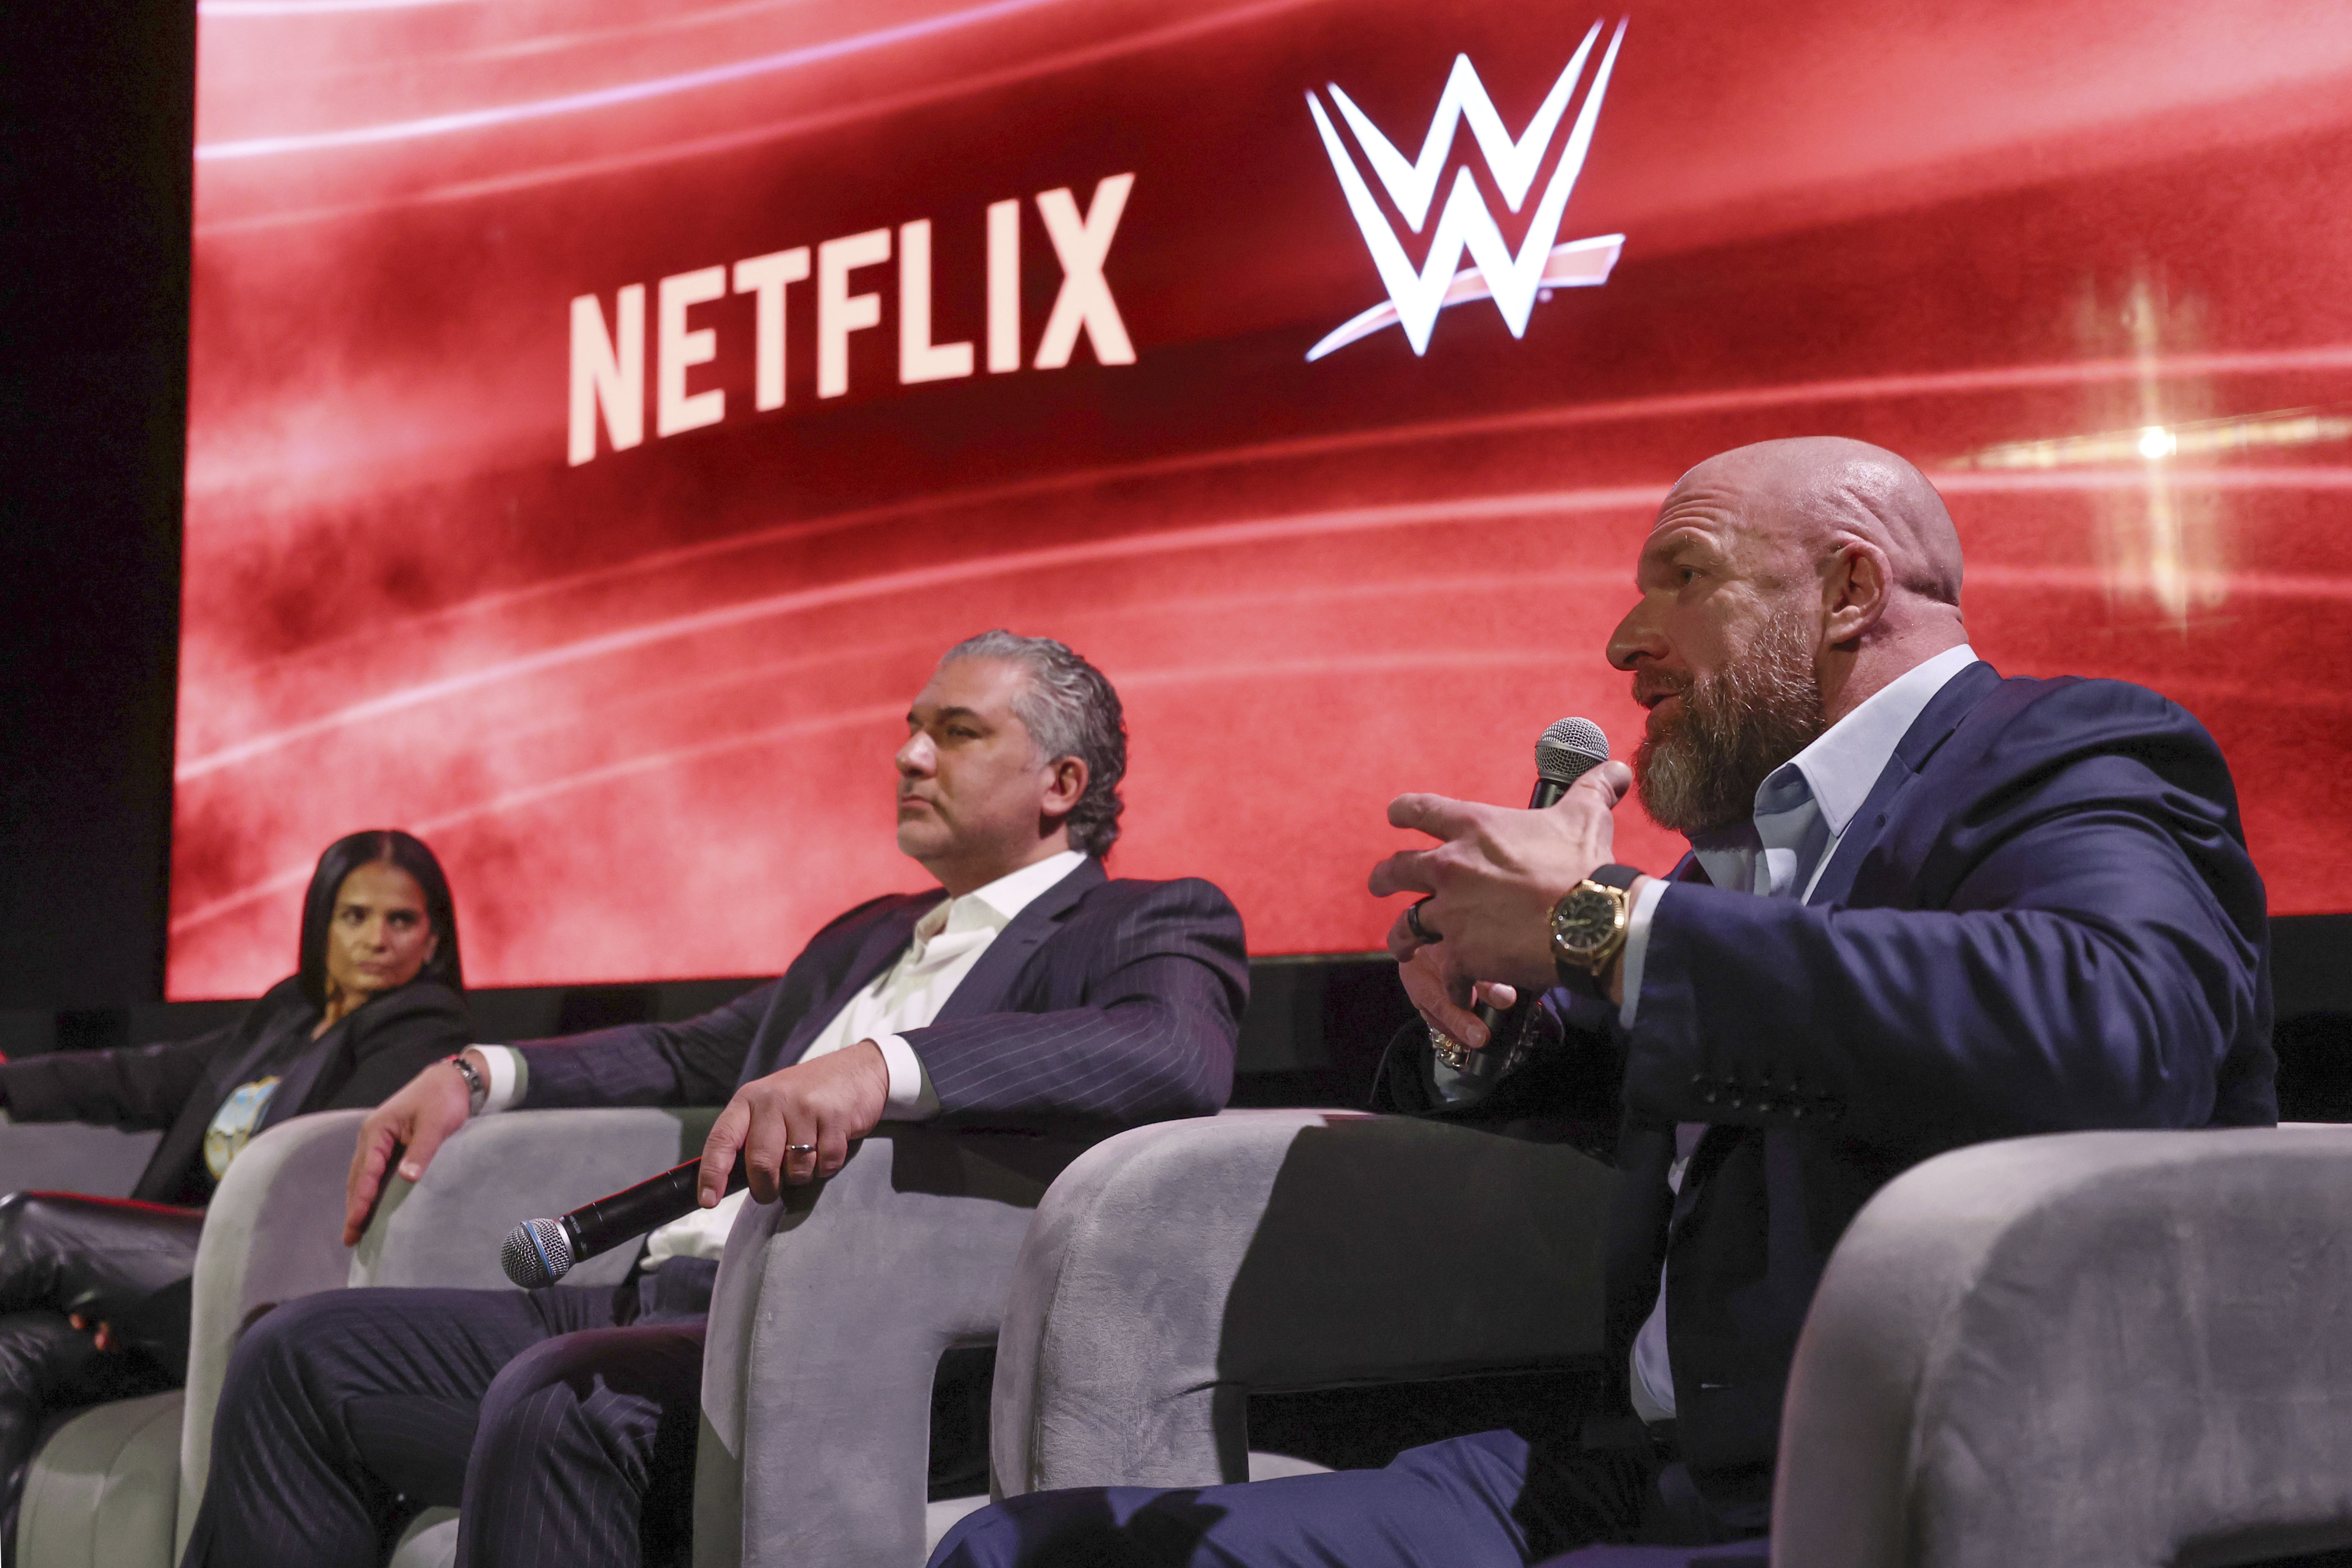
1551, 886, 1621, 959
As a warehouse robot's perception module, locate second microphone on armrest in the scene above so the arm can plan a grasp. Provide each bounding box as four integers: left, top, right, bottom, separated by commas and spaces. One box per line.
501, 1153, 750, 1289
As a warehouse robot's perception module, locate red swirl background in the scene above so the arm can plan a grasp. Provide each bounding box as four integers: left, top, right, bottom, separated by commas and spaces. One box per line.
170, 0, 2352, 995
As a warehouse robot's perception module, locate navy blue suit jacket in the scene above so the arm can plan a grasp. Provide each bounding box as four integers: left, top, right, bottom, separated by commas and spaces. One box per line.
1369, 662, 2279, 1520
510, 859, 1248, 1133
1603, 663, 2275, 1515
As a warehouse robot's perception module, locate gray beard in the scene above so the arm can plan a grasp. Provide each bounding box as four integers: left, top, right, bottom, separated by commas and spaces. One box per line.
1634, 608, 1827, 836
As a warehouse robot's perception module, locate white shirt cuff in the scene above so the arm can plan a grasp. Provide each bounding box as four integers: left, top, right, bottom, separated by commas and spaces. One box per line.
872, 1034, 940, 1120
1617, 878, 1672, 1029
472, 1045, 527, 1115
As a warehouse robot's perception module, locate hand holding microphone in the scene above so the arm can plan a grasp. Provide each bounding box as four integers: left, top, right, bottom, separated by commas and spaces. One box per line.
1370, 716, 1635, 1059
500, 1041, 891, 1287
503, 1153, 750, 1288
1460, 719, 1612, 1077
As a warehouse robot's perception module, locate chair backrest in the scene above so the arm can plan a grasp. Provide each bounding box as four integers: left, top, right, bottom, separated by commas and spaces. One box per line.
695, 1122, 1091, 1568
991, 1109, 1621, 1496
1773, 1126, 2352, 1568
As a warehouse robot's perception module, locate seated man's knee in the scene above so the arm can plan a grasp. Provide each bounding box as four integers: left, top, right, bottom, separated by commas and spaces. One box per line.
220, 1290, 380, 1397
477, 1329, 660, 1477
479, 1331, 595, 1425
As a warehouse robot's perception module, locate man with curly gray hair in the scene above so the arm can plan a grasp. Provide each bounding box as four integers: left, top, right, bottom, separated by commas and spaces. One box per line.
936, 630, 1128, 858
188, 631, 1247, 1568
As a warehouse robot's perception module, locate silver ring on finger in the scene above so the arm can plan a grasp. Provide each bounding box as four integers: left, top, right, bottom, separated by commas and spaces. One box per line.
785, 1143, 817, 1155
1406, 897, 1440, 943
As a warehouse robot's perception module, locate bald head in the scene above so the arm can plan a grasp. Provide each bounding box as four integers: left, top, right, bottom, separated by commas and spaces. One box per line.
1609, 438, 1972, 785
1668, 437, 1964, 606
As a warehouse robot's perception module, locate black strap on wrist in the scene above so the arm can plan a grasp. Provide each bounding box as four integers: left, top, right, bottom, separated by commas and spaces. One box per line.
1588, 863, 1641, 891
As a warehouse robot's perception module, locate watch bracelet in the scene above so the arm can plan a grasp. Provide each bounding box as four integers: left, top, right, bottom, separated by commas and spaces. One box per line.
446, 1052, 488, 1115
1431, 996, 1544, 1081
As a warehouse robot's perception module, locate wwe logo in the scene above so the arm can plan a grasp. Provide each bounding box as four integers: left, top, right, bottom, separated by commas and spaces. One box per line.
1305, 20, 1627, 361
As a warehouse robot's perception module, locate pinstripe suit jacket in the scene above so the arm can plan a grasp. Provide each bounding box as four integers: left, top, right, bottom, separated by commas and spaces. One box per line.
510, 859, 1247, 1130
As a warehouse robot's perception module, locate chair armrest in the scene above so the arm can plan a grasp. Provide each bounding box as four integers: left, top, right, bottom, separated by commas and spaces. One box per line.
178, 1109, 374, 1556
0, 1116, 165, 1199
991, 1109, 1621, 1496
695, 1124, 1091, 1568
351, 1107, 722, 1289
176, 1107, 721, 1556
1774, 1125, 2352, 1568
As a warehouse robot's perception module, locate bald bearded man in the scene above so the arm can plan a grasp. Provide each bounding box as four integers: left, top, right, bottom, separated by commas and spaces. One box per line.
930, 439, 2273, 1567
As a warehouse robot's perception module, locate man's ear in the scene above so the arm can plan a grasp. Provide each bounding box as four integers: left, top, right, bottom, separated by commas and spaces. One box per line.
1040, 755, 1089, 823
1821, 540, 1892, 646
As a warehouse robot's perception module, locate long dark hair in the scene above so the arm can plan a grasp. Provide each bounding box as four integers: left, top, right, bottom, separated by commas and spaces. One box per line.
296, 830, 465, 1009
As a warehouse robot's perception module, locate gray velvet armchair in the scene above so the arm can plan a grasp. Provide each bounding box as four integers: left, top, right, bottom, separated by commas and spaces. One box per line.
1773, 1124, 2352, 1568
13, 1105, 720, 1568
990, 1108, 1623, 1495
990, 1114, 2352, 1568
694, 1122, 1095, 1568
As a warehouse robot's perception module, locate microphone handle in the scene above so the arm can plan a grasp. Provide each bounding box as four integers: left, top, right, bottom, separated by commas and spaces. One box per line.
1465, 776, 1576, 1056
562, 1153, 751, 1265
1525, 778, 1571, 812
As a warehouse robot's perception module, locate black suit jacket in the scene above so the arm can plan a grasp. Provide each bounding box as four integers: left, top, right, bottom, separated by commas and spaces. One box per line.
0, 977, 471, 1205
514, 859, 1249, 1133
1385, 665, 2274, 1520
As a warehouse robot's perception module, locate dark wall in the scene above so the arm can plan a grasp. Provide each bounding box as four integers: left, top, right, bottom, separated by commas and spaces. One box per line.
0, 0, 195, 1010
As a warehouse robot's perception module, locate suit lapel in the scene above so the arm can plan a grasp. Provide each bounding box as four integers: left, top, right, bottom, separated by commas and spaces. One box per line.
138, 991, 306, 1198
260, 1016, 341, 1128
222, 991, 321, 1130
1805, 661, 2001, 909
931, 858, 1103, 1023
1673, 669, 2005, 1221
762, 898, 939, 1066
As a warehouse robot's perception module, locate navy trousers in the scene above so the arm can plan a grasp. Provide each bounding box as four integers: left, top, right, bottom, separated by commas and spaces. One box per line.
928, 1429, 1764, 1568
179, 1283, 705, 1568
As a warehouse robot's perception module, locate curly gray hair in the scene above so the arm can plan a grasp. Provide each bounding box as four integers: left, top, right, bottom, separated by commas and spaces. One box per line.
939, 630, 1127, 857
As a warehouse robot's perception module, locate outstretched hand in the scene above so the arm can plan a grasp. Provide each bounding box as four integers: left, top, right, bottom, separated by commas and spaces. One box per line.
697, 1042, 890, 1206
344, 1055, 473, 1246
1369, 759, 1636, 996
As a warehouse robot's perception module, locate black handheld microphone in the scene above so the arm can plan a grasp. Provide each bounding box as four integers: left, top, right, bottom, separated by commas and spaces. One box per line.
501, 1153, 749, 1289
1453, 717, 1612, 1081
1522, 717, 1612, 813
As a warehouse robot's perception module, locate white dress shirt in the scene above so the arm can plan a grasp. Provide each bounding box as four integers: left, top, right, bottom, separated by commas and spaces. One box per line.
474, 848, 1089, 1265
1625, 644, 1979, 1422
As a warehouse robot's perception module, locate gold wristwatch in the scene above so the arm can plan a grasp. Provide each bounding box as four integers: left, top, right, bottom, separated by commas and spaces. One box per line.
1550, 864, 1642, 985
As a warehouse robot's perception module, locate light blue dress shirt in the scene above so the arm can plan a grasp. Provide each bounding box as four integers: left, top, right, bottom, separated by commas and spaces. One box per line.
1625, 642, 1980, 1422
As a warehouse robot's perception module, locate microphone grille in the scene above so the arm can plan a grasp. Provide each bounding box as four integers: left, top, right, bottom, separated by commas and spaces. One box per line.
501, 1217, 574, 1290
1535, 717, 1611, 784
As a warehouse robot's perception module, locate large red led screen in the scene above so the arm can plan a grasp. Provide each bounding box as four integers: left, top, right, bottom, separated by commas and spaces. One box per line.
173, 0, 2352, 996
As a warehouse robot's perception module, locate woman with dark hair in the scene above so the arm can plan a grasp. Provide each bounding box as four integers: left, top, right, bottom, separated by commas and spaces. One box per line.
0, 829, 470, 1560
